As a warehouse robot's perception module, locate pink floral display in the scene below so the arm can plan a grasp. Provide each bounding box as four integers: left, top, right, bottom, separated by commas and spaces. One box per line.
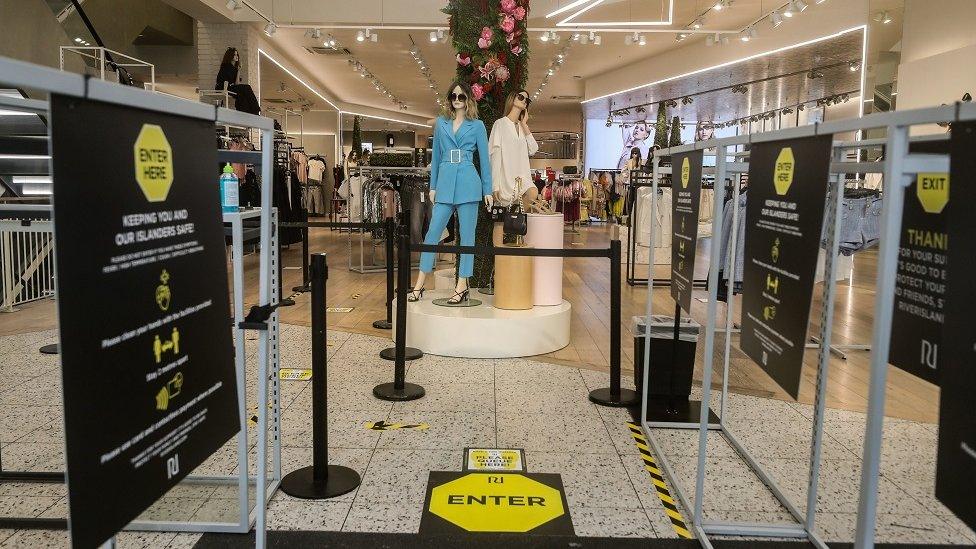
510, 44, 523, 56
456, 53, 472, 66
500, 0, 517, 13
513, 6, 526, 20
500, 15, 515, 33
480, 26, 493, 41
471, 83, 485, 101
494, 65, 510, 82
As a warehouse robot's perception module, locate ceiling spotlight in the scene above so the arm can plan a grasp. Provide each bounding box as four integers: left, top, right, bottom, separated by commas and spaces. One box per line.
874, 10, 892, 24
713, 0, 730, 10
849, 60, 861, 72
593, 34, 601, 45
225, 0, 241, 10
624, 33, 634, 45
551, 32, 561, 44
807, 69, 824, 79
326, 35, 337, 48
721, 35, 730, 45
771, 11, 784, 27
410, 46, 419, 56
311, 28, 322, 39
797, 103, 805, 111
638, 34, 646, 46
429, 31, 438, 42
606, 114, 613, 127
675, 33, 688, 42
439, 29, 448, 43
783, 2, 795, 17
263, 22, 277, 36
794, 0, 808, 13
541, 31, 550, 42
740, 27, 756, 41
691, 18, 703, 29
706, 34, 715, 46
682, 97, 693, 105
356, 30, 365, 42
368, 29, 378, 42
782, 107, 793, 114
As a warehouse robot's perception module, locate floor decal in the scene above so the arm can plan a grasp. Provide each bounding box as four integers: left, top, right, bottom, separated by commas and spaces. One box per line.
279, 368, 312, 381
420, 471, 574, 535
365, 420, 429, 431
627, 422, 693, 539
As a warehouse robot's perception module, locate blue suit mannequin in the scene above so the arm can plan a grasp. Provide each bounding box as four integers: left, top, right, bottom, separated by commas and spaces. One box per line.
419, 115, 492, 279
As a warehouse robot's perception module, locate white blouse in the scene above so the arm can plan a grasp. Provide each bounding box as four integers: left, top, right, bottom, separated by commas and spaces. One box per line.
489, 117, 539, 205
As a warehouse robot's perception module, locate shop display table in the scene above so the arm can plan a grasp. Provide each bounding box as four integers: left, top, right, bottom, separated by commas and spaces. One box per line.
394, 290, 571, 358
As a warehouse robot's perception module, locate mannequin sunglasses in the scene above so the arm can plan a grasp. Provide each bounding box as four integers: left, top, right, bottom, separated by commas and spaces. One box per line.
449, 92, 467, 102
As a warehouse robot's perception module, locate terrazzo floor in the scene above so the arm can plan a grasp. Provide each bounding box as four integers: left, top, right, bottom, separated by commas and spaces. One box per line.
0, 325, 972, 547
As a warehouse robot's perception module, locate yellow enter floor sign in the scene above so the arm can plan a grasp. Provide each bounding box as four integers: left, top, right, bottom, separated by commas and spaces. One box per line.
420, 472, 574, 535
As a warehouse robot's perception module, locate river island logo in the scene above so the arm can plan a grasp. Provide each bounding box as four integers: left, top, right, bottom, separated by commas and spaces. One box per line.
134, 124, 173, 202
680, 157, 691, 189
916, 173, 949, 214
773, 147, 795, 196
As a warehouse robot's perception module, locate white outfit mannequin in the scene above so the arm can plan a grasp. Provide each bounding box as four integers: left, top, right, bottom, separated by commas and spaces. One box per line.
489, 117, 539, 205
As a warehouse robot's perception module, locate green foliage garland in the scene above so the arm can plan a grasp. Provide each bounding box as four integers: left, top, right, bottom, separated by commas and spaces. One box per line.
653, 103, 669, 149
351, 115, 363, 160
669, 116, 682, 147
442, 0, 531, 288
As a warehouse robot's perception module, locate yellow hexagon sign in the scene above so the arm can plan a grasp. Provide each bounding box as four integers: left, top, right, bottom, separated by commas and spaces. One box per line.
773, 146, 795, 196
680, 156, 690, 189
133, 124, 174, 202
916, 172, 949, 214
429, 473, 565, 532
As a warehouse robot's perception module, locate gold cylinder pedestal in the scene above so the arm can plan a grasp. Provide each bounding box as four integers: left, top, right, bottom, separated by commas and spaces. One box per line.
494, 245, 534, 310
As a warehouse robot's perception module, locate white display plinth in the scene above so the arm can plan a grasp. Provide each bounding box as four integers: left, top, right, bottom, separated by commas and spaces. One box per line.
394, 290, 571, 358
525, 213, 564, 306
433, 268, 455, 290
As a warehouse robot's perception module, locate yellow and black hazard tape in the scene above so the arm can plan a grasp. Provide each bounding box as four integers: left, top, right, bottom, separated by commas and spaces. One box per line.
627, 422, 692, 539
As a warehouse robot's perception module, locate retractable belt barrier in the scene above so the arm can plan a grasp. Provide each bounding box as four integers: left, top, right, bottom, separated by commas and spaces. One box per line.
372, 210, 636, 408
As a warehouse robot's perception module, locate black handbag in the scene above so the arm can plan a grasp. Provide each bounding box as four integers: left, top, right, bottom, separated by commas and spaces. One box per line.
502, 177, 528, 237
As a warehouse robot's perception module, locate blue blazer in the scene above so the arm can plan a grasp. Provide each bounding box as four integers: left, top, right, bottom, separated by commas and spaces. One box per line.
430, 116, 492, 205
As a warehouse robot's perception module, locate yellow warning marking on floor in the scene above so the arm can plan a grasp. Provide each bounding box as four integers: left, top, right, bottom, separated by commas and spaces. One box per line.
279, 368, 312, 381
627, 422, 693, 539
365, 420, 429, 431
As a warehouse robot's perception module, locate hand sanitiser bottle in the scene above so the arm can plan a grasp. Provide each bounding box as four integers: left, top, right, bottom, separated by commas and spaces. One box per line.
219, 164, 239, 213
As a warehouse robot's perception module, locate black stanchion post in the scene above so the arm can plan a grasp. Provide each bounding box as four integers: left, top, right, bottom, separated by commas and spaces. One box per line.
374, 212, 425, 401
379, 211, 423, 361
590, 233, 639, 407
292, 225, 311, 293
372, 216, 395, 330
280, 253, 360, 498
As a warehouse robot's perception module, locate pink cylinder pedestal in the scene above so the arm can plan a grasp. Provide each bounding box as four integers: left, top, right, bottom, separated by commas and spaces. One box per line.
525, 213, 564, 306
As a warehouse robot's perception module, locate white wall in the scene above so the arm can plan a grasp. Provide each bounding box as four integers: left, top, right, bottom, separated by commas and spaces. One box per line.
896, 0, 976, 134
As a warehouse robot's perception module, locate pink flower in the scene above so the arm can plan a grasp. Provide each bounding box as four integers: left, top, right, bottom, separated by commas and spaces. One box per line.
495, 65, 510, 82
513, 6, 526, 20
478, 37, 490, 49
456, 53, 471, 66
500, 0, 517, 14
510, 44, 523, 56
506, 32, 516, 43
480, 26, 493, 41
471, 83, 485, 101
500, 15, 515, 33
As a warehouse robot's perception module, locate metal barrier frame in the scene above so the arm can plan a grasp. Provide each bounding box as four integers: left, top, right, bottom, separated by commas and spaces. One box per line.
0, 55, 281, 547
638, 102, 967, 549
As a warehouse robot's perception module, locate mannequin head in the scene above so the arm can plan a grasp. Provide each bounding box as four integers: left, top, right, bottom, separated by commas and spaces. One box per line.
221, 47, 240, 68
504, 89, 532, 119
443, 81, 478, 120
629, 147, 642, 163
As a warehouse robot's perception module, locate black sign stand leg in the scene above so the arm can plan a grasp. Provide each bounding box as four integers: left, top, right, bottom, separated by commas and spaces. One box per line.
590, 237, 639, 407
667, 303, 681, 414
374, 212, 425, 402
372, 217, 395, 330
280, 253, 361, 499
39, 344, 59, 355
379, 212, 423, 361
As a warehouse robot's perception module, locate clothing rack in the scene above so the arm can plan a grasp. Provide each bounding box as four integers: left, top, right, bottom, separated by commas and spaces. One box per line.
345, 166, 432, 274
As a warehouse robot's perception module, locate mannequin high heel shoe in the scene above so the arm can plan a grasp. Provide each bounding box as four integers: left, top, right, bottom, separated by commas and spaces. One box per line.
406, 287, 425, 302
447, 288, 470, 304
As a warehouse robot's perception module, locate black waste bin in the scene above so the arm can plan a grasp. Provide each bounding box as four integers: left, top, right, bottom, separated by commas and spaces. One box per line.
632, 315, 700, 398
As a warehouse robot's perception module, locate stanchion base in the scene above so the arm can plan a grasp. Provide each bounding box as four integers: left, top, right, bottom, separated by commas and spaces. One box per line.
379, 347, 423, 361
589, 387, 639, 407
280, 297, 296, 307
477, 287, 494, 296
372, 320, 393, 330
373, 382, 425, 402
39, 344, 59, 355
291, 284, 311, 293
280, 465, 361, 499
643, 399, 719, 425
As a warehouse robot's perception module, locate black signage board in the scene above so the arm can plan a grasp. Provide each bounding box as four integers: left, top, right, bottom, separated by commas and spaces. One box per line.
935, 120, 976, 532
50, 95, 239, 548
739, 134, 832, 399
888, 140, 950, 384
669, 150, 704, 313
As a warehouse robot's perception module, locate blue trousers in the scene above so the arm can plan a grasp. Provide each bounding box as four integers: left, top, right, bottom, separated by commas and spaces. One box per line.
420, 201, 479, 277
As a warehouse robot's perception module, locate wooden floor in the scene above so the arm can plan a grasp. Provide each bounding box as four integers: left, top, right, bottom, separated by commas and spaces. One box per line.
0, 222, 939, 423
